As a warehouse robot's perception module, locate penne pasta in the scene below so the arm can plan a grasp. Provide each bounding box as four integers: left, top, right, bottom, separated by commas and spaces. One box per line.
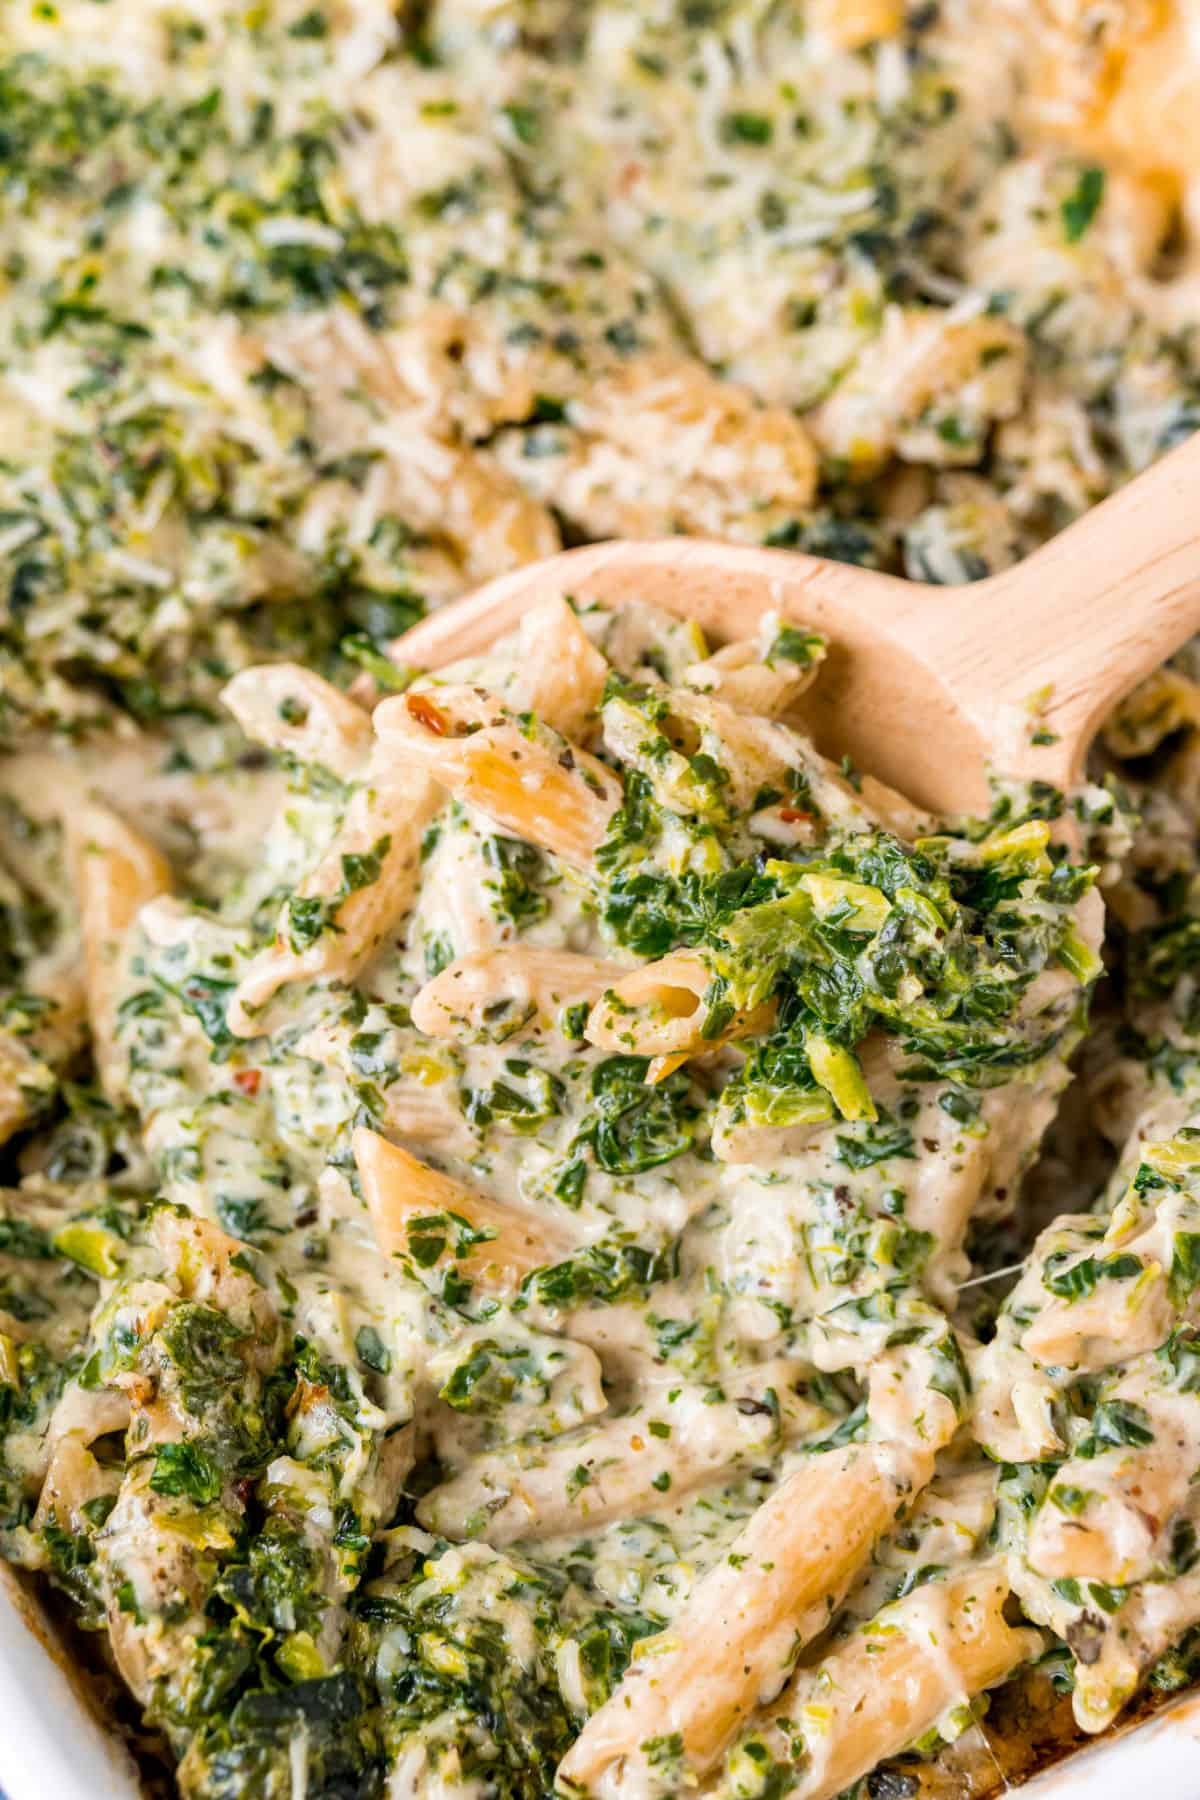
866, 1344, 964, 1451
809, 0, 903, 51
222, 663, 373, 778
19, 1380, 131, 1504
601, 686, 801, 821
150, 1209, 279, 1341
558, 1438, 936, 1793
585, 948, 774, 1064
512, 596, 609, 742
1068, 1569, 1200, 1735
1029, 1423, 1193, 1587
229, 753, 439, 1035
418, 1361, 832, 1544
711, 1109, 832, 1163
0, 961, 87, 1145
33, 1433, 122, 1538
1020, 1352, 1200, 1637
1019, 1259, 1173, 1372
374, 685, 622, 868
0, 1036, 56, 1146
731, 1563, 1040, 1800
412, 947, 625, 1041
1013, 1510, 1200, 1738
68, 804, 173, 1103
976, 1131, 1200, 1459
4, 13, 1197, 1797
353, 1127, 570, 1293
682, 635, 821, 718
292, 1013, 473, 1150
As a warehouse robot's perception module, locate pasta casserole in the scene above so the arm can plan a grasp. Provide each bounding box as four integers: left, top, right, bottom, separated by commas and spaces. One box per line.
2, 1, 1200, 1798
0, 589, 1197, 1800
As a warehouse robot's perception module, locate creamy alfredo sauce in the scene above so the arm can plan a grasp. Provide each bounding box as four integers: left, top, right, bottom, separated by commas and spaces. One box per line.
1, 2, 1200, 1799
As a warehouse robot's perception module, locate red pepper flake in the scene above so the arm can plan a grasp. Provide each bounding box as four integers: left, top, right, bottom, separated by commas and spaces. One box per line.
778, 807, 815, 825
233, 1068, 262, 1096
407, 693, 449, 736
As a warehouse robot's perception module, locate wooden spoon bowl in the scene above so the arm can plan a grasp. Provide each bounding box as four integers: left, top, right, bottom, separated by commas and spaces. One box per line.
395, 434, 1200, 817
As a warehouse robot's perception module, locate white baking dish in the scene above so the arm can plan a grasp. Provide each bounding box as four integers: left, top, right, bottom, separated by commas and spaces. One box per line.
1022, 1691, 1200, 1797
0, 1565, 141, 1797
3, 1559, 1199, 1800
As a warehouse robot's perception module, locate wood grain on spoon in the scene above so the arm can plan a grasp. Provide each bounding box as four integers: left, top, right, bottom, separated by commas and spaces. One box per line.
393, 433, 1200, 817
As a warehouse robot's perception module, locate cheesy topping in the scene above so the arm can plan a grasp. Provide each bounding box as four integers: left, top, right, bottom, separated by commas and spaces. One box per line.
0, 3, 1199, 1799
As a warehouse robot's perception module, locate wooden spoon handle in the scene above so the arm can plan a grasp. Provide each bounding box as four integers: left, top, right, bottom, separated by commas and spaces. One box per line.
909, 431, 1200, 786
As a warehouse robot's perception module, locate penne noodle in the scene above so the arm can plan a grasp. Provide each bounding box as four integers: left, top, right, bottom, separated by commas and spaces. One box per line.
512, 596, 609, 741
33, 1434, 122, 1538
1029, 1439, 1192, 1587
645, 1051, 690, 1085
0, 961, 87, 1145
585, 948, 775, 1063
418, 1361, 832, 1544
811, 0, 903, 49
602, 686, 800, 820
711, 1111, 831, 1163
1020, 1265, 1172, 1372
734, 1563, 1040, 1800
1012, 1461, 1200, 1738
977, 1132, 1200, 1464
68, 804, 173, 1103
292, 1014, 472, 1150
150, 1209, 279, 1339
222, 663, 373, 778
1027, 1355, 1200, 1588
866, 1345, 964, 1452
1067, 1568, 1200, 1734
414, 824, 508, 959
376, 1086, 469, 1145
374, 685, 622, 868
558, 1437, 935, 1793
412, 947, 625, 1041
19, 1382, 130, 1502
353, 1127, 570, 1292
0, 1036, 56, 1146
229, 754, 439, 1035
682, 637, 819, 718
856, 771, 934, 841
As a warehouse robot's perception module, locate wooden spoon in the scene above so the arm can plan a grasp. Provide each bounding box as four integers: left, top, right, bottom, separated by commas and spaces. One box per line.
393, 433, 1200, 816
